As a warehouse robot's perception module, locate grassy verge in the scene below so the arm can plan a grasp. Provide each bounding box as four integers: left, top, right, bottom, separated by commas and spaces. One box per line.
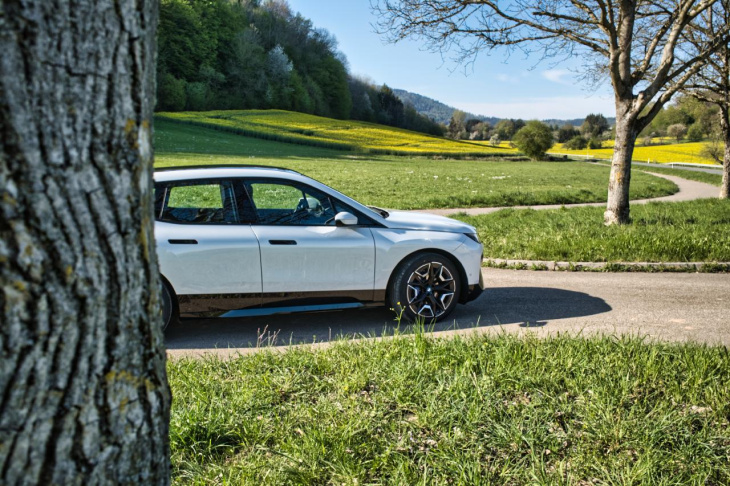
154, 119, 678, 210
640, 166, 723, 187
168, 332, 730, 485
455, 199, 730, 262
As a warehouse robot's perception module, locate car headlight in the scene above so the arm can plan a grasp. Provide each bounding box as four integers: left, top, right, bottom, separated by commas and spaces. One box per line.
464, 232, 481, 244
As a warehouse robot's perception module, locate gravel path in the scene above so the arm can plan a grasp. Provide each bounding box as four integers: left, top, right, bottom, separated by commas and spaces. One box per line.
418, 172, 718, 217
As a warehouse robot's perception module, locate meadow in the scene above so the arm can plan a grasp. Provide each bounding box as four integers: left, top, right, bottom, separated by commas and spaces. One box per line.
168, 332, 730, 485
550, 140, 720, 165
455, 199, 730, 262
155, 118, 677, 210
156, 110, 516, 156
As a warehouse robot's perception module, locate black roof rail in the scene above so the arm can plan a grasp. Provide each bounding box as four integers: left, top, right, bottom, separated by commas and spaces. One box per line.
154, 164, 302, 174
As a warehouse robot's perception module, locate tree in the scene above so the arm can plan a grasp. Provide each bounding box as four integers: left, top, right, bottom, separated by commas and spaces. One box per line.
1, 1, 170, 484
580, 114, 609, 139
448, 109, 467, 139
667, 123, 689, 141
557, 124, 580, 143
682, 0, 730, 198
565, 135, 589, 150
513, 121, 555, 160
494, 119, 516, 140
373, 0, 730, 224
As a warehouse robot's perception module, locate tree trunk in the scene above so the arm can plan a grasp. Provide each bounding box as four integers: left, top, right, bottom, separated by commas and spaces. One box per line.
0, 1, 170, 485
720, 106, 730, 199
604, 101, 638, 225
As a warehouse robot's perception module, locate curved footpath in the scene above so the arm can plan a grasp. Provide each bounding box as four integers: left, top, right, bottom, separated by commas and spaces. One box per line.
419, 171, 719, 217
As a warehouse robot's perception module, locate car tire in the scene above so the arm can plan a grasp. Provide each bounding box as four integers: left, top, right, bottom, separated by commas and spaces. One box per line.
389, 252, 461, 323
161, 279, 177, 331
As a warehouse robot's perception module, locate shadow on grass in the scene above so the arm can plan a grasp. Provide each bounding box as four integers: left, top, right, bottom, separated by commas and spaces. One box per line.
164, 287, 611, 350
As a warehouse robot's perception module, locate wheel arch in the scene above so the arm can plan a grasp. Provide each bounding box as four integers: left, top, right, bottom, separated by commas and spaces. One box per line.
385, 249, 470, 306
160, 273, 180, 320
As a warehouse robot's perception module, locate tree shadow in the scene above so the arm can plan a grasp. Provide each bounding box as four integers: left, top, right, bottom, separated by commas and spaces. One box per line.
165, 287, 611, 350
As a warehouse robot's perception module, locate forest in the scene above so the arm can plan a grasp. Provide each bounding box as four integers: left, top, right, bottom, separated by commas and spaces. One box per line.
157, 0, 444, 135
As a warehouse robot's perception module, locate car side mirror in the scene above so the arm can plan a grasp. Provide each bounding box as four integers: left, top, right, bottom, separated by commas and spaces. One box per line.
334, 211, 358, 226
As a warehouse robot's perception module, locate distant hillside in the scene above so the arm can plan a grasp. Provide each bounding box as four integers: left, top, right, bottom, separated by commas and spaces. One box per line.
393, 88, 614, 127
393, 89, 494, 125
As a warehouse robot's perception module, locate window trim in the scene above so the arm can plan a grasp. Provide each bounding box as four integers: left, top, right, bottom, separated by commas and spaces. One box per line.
241, 178, 380, 227
154, 178, 254, 225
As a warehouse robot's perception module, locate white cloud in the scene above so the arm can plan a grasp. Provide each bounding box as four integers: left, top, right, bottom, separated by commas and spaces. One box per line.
541, 69, 573, 85
450, 96, 615, 120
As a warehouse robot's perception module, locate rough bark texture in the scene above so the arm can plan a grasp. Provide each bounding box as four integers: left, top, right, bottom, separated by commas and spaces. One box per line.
0, 1, 170, 485
605, 102, 637, 225
720, 106, 730, 199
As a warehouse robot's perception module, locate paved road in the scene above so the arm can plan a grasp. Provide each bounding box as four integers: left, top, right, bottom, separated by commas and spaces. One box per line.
166, 268, 730, 358
422, 172, 718, 216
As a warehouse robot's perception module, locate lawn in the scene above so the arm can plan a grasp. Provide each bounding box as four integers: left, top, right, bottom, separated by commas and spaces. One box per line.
154, 119, 678, 210
455, 199, 730, 262
168, 332, 730, 485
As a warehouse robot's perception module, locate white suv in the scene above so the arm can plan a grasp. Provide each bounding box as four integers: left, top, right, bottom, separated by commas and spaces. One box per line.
154, 166, 484, 328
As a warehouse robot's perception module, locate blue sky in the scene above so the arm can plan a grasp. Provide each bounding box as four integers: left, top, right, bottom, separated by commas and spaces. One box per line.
287, 0, 616, 120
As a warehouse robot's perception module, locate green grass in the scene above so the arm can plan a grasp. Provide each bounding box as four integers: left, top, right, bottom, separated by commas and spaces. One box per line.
639, 166, 724, 187
168, 332, 730, 485
154, 119, 678, 210
157, 110, 516, 156
455, 199, 730, 262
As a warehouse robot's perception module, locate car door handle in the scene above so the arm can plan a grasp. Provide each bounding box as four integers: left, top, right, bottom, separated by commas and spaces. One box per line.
269, 240, 297, 245
168, 239, 198, 245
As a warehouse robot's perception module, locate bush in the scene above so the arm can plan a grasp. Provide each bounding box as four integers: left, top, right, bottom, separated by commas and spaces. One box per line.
687, 123, 704, 142
513, 121, 554, 160
588, 138, 603, 149
564, 135, 588, 150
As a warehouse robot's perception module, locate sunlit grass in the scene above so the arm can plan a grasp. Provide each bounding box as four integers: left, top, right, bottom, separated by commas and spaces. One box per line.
157, 110, 518, 156
154, 119, 678, 210
455, 199, 730, 262
551, 141, 720, 165
168, 332, 730, 485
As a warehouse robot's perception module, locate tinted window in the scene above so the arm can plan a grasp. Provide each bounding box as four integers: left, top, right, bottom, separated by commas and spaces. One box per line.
247, 181, 338, 226
157, 181, 239, 224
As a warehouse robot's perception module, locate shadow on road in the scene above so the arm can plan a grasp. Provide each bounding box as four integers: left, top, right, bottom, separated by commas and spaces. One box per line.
165, 287, 611, 350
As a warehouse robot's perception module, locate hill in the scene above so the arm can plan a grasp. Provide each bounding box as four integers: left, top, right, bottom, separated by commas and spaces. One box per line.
393, 88, 615, 127
156, 109, 517, 157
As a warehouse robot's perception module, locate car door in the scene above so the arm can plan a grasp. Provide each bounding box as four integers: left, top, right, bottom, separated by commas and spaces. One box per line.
155, 179, 262, 315
244, 178, 376, 306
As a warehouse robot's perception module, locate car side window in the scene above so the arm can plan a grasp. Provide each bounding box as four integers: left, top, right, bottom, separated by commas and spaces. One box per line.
247, 181, 337, 226
157, 181, 240, 224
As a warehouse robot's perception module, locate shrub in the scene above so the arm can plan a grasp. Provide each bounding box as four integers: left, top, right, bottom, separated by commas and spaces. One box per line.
565, 135, 588, 150
687, 123, 704, 142
512, 120, 554, 160
588, 138, 603, 149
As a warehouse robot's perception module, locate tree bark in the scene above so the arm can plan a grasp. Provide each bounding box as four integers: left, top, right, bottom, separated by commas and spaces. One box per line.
604, 101, 638, 225
720, 105, 730, 199
0, 1, 169, 485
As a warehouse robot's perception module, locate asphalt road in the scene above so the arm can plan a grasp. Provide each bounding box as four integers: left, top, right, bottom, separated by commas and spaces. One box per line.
166, 268, 730, 358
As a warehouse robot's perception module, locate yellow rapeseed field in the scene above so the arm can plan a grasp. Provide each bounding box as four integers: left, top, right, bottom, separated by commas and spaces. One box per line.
550, 141, 719, 165
158, 110, 518, 156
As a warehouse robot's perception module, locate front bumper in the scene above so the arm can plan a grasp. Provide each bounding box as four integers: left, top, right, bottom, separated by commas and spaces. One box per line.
464, 269, 485, 303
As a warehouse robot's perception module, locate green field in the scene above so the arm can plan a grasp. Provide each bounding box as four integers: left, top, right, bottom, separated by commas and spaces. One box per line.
154, 118, 677, 210
455, 199, 730, 262
157, 110, 515, 156
168, 332, 730, 485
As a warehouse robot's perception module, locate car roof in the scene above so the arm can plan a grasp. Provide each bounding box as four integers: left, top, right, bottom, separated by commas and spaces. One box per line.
153, 165, 303, 182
